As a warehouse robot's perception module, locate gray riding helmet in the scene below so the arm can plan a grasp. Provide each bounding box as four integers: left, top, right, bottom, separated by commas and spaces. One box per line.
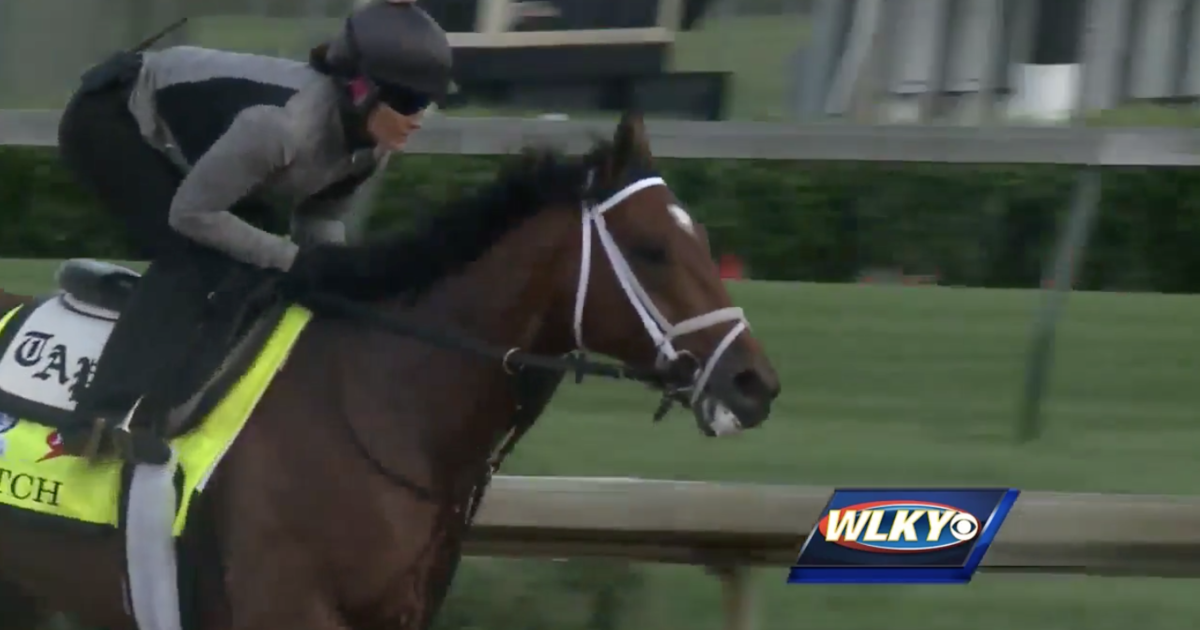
325, 0, 454, 105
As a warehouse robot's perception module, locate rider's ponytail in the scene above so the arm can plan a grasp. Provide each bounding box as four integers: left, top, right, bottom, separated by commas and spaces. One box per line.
308, 43, 336, 75
309, 40, 363, 80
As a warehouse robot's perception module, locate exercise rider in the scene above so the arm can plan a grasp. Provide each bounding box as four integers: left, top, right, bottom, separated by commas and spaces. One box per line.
56, 0, 452, 464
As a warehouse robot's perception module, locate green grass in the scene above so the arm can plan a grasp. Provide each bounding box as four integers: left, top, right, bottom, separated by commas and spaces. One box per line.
5, 258, 1200, 627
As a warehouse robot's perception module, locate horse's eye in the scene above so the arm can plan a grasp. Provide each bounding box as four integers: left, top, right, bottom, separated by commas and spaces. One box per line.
630, 244, 668, 265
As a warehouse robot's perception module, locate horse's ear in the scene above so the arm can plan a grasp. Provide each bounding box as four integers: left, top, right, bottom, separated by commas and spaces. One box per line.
612, 110, 651, 174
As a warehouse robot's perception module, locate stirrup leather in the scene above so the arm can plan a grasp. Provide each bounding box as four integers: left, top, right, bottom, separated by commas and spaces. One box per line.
111, 398, 146, 463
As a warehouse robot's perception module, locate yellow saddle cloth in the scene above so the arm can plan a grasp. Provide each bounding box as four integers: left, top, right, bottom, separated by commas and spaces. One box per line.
0, 304, 312, 536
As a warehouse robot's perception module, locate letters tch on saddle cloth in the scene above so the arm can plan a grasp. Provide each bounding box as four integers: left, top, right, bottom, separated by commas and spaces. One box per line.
0, 272, 313, 630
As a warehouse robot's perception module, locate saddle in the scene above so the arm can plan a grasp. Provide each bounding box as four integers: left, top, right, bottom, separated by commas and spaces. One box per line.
0, 259, 290, 464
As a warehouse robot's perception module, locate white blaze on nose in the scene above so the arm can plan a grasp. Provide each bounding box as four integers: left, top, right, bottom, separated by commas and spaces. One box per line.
711, 402, 742, 436
668, 204, 695, 237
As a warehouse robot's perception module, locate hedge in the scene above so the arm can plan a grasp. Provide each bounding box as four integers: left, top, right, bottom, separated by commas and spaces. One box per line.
5, 144, 1200, 293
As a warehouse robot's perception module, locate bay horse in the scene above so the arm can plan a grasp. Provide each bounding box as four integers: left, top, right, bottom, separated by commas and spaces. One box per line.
0, 111, 780, 630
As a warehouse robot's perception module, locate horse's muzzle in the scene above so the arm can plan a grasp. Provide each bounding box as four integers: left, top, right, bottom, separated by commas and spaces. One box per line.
696, 344, 780, 434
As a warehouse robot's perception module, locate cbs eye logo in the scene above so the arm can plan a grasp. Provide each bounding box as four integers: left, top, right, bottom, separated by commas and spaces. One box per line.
949, 512, 979, 540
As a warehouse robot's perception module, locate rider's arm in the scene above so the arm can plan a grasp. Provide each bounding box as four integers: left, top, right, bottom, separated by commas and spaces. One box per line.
168, 105, 299, 271
290, 153, 391, 247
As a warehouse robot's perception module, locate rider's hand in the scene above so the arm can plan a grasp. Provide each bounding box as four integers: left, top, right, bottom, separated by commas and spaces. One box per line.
279, 246, 328, 300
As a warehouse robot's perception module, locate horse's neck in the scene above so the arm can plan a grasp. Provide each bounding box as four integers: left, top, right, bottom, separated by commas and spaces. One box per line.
335, 209, 574, 492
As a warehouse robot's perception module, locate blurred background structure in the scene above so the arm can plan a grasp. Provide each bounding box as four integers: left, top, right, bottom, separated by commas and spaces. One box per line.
7, 0, 1200, 122
8, 1, 1200, 629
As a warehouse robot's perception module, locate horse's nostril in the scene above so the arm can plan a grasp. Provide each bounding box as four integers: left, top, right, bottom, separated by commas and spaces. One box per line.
732, 368, 775, 402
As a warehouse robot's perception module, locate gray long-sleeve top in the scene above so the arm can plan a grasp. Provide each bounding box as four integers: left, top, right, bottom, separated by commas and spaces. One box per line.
126, 46, 389, 271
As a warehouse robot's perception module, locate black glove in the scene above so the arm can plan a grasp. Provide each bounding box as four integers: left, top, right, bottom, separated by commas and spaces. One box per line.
278, 246, 326, 301
273, 149, 585, 305
278, 244, 368, 301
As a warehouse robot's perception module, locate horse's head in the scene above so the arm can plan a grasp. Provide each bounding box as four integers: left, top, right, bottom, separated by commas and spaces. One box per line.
543, 112, 780, 436
349, 111, 779, 436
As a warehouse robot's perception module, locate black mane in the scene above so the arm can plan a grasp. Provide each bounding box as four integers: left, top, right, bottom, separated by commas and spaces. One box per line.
315, 142, 611, 302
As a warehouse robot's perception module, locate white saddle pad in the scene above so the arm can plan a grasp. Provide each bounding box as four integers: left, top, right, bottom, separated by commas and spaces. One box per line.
0, 294, 118, 412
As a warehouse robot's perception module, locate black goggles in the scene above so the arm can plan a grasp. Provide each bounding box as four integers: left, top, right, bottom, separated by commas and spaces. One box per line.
375, 82, 432, 116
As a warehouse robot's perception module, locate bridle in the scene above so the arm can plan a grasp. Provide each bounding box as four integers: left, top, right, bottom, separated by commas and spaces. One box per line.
303, 170, 752, 524
572, 173, 750, 417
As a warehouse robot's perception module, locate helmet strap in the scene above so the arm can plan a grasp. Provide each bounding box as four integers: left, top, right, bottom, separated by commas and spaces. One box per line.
349, 77, 381, 113
336, 16, 380, 118
336, 77, 378, 151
